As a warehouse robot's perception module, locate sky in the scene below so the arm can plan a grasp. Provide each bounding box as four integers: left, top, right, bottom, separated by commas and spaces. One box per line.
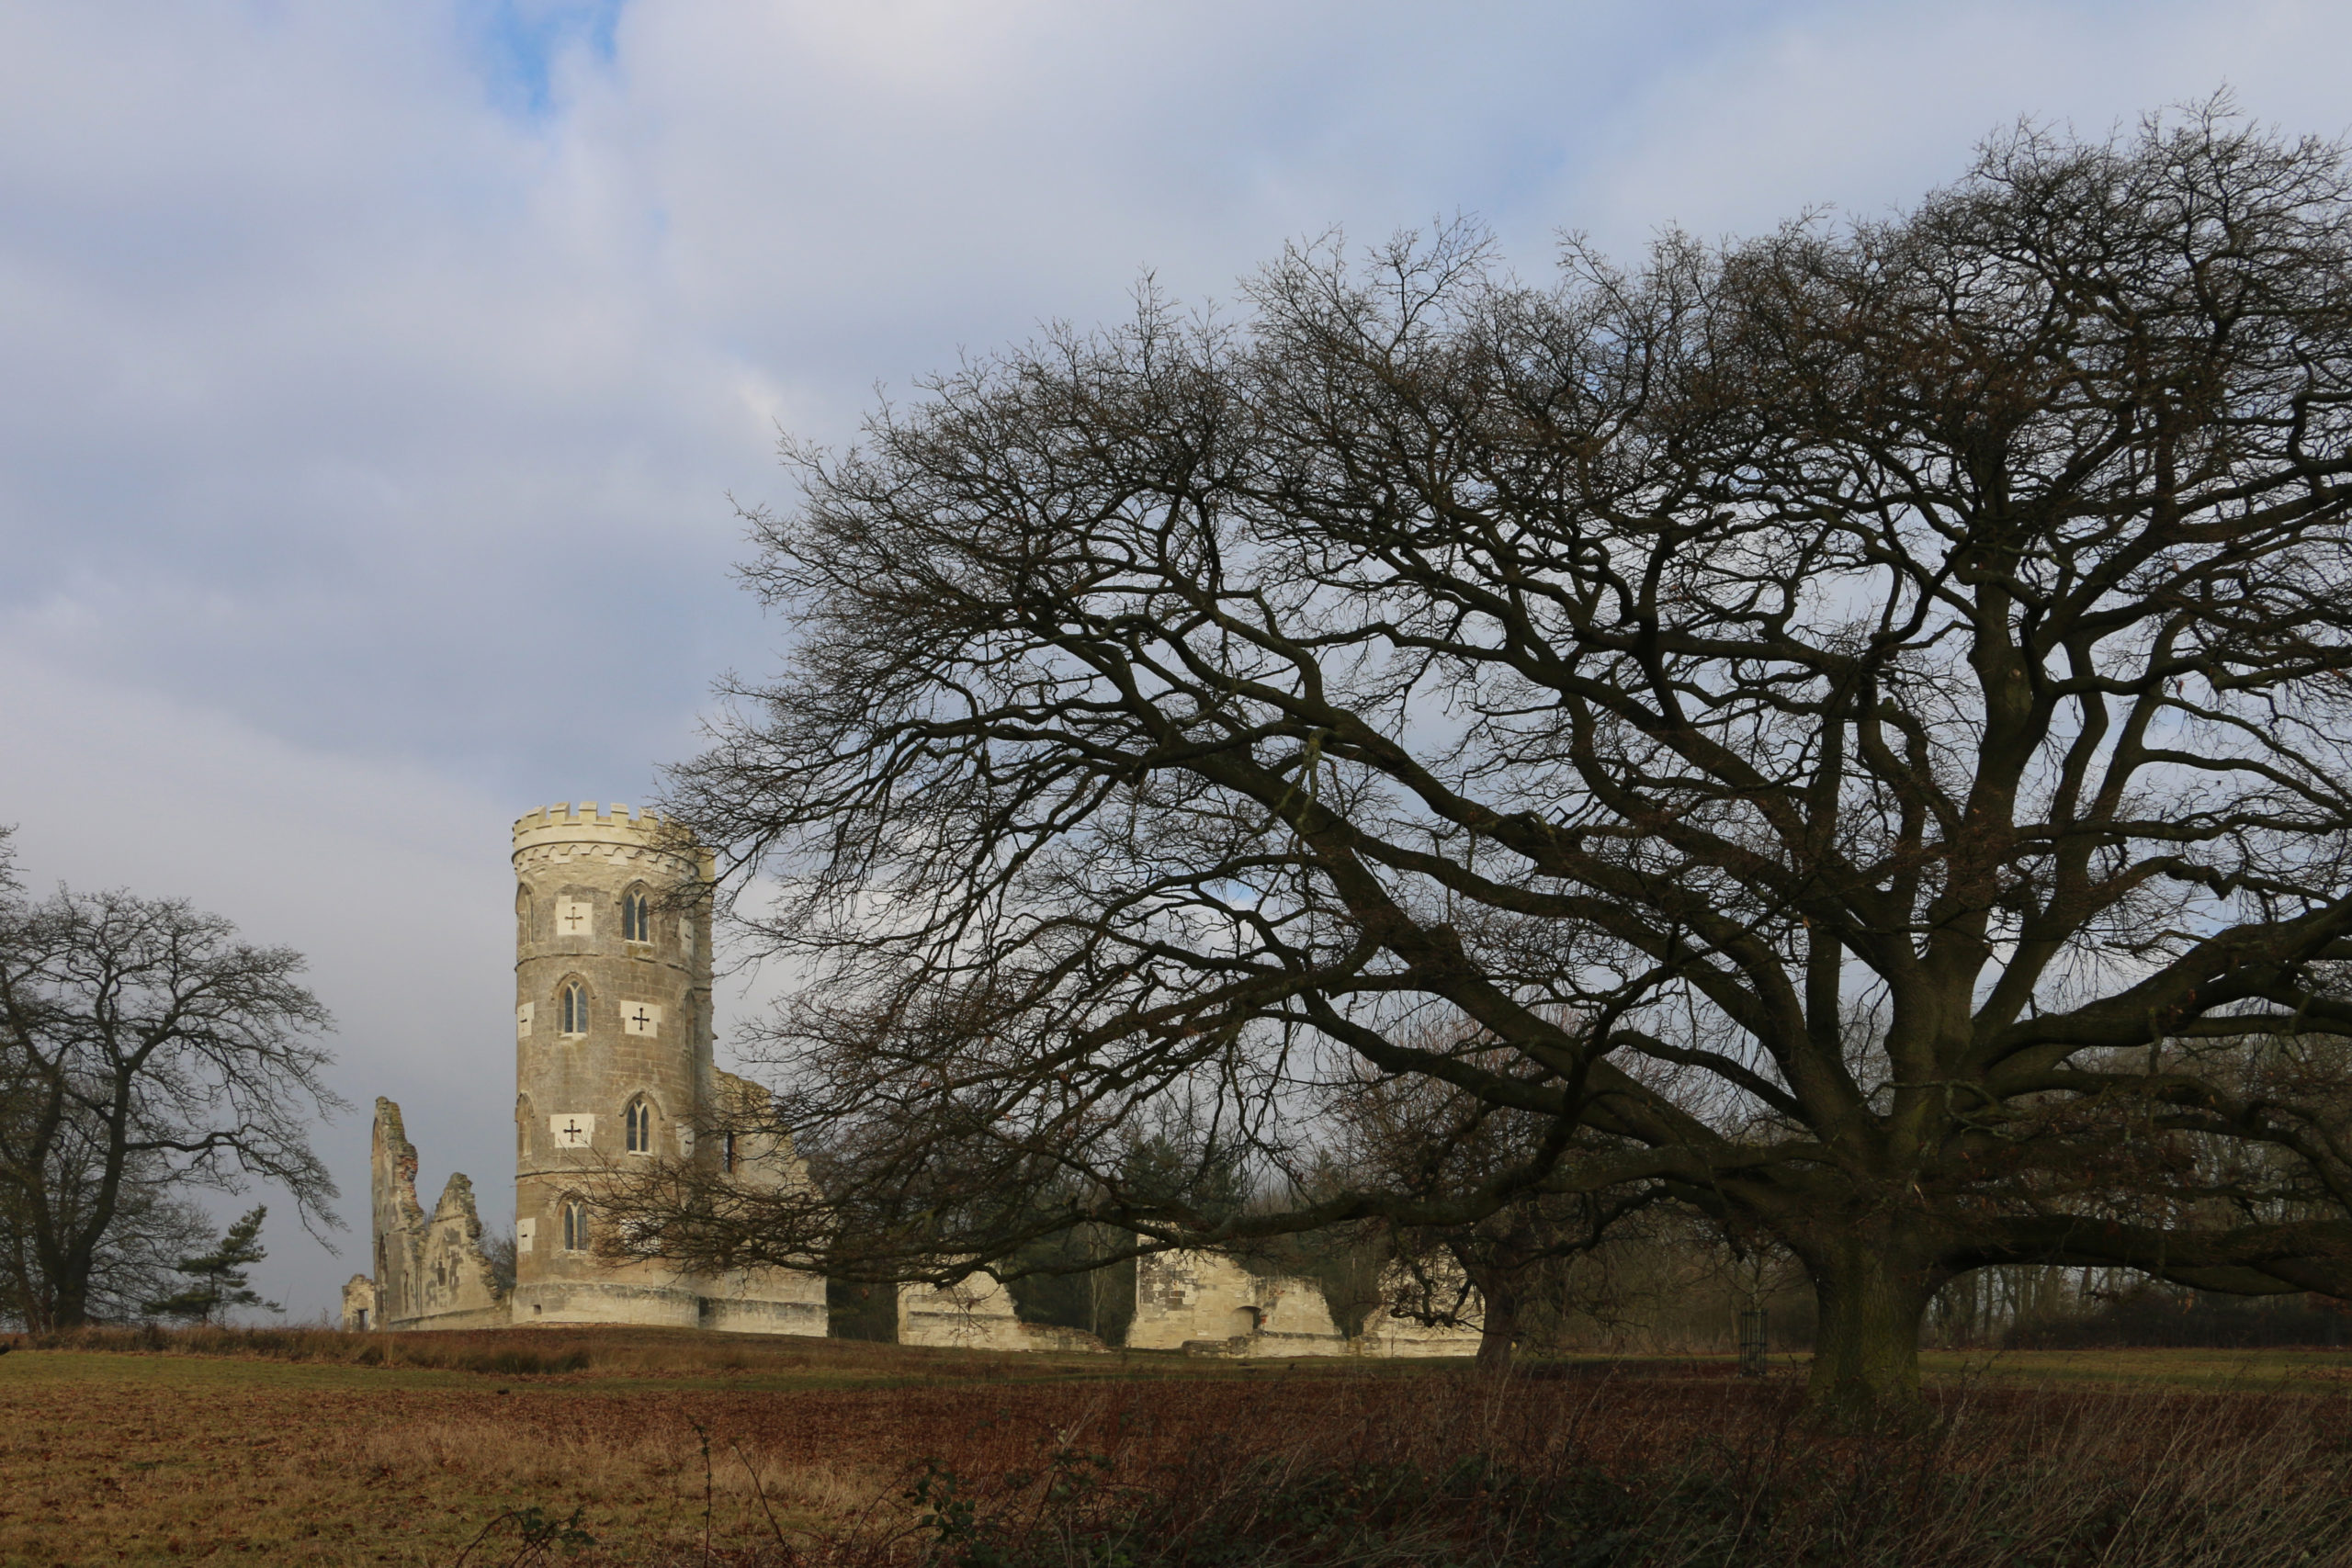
1, 0, 2346, 1319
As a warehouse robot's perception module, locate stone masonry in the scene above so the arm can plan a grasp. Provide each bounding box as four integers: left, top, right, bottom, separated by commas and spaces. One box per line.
363, 1097, 507, 1330
896, 1275, 1106, 1353
355, 803, 827, 1335
1125, 1250, 1348, 1355
1122, 1250, 1486, 1358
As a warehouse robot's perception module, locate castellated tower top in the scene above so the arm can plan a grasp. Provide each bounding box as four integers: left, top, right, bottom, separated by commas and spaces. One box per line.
512, 802, 709, 872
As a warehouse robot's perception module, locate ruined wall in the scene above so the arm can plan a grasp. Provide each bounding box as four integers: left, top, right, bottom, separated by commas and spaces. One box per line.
899, 1276, 1028, 1351
368, 1097, 423, 1324
1356, 1259, 1485, 1358
341, 1275, 378, 1332
368, 1098, 510, 1330
696, 1072, 829, 1335
1127, 1250, 1348, 1355
412, 1173, 512, 1328
1122, 1249, 1485, 1358
902, 1253, 1469, 1359
898, 1276, 1106, 1354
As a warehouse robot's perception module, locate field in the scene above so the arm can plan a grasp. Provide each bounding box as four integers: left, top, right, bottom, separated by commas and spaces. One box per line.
10, 1328, 2352, 1566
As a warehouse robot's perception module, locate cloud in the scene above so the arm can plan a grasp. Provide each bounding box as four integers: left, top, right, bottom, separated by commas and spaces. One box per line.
1555, 0, 2352, 255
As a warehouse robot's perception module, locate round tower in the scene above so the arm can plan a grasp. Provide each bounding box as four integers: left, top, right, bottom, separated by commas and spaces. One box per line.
510, 802, 713, 1325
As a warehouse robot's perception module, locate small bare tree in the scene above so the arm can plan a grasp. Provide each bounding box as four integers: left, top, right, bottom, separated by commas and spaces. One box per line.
0, 839, 343, 1328
624, 106, 2352, 1410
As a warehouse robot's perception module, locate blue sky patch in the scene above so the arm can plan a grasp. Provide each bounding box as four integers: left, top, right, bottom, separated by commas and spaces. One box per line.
464, 0, 624, 117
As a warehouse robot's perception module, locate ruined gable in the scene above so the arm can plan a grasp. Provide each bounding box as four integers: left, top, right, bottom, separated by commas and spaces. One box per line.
366, 1100, 510, 1331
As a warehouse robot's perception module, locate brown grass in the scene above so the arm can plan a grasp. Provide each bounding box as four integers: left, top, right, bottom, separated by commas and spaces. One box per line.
21, 1321, 1112, 1382
8, 1328, 2352, 1565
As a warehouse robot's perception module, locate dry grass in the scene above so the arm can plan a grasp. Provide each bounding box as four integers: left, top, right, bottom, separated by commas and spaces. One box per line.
20, 1321, 1115, 1384
10, 1328, 2352, 1565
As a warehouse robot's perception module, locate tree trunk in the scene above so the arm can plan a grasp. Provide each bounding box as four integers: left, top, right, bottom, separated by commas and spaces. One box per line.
1476, 1272, 1519, 1371
50, 1284, 88, 1330
1805, 1239, 1932, 1412
41, 1236, 89, 1330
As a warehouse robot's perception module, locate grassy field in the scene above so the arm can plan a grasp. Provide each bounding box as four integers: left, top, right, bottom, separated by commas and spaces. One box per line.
10, 1327, 2352, 1566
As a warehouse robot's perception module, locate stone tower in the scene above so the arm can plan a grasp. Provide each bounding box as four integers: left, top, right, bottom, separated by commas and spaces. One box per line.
510, 801, 825, 1333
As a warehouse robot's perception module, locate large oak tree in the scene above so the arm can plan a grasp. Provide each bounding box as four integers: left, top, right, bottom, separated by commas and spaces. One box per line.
641, 108, 2352, 1407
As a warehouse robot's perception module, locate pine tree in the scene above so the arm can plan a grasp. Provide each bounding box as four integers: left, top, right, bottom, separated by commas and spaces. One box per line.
144, 1207, 279, 1324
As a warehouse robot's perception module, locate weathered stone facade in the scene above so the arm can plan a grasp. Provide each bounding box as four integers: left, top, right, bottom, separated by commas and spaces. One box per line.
1125, 1250, 1350, 1355
1357, 1258, 1486, 1358
340, 1274, 378, 1332
897, 1276, 1107, 1354
363, 803, 827, 1336
1121, 1250, 1487, 1358
367, 1097, 509, 1329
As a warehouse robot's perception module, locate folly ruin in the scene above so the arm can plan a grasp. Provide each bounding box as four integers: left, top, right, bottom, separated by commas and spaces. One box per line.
347, 803, 1479, 1357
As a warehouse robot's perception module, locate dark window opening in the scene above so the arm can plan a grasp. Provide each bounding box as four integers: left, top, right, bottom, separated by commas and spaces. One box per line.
621, 887, 652, 943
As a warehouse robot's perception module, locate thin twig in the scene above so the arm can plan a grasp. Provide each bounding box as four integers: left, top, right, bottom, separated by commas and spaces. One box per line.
732, 1438, 794, 1551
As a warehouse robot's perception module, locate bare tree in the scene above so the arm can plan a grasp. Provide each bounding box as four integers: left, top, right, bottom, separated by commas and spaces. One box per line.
633, 107, 2352, 1408
0, 841, 343, 1328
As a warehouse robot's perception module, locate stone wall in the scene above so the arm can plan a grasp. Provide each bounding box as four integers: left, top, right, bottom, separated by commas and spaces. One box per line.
700, 1265, 830, 1336
368, 1099, 510, 1330
341, 1274, 378, 1332
368, 1097, 425, 1324
1357, 1258, 1485, 1357
1126, 1250, 1348, 1355
898, 1275, 1106, 1353
694, 1071, 830, 1334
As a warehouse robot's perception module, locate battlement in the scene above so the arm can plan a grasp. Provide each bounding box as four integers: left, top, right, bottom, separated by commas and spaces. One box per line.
512, 801, 705, 863
514, 800, 663, 834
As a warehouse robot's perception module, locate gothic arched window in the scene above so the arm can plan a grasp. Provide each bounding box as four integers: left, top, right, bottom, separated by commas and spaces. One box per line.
625, 1098, 652, 1155
559, 980, 589, 1036
515, 885, 534, 946
561, 1198, 589, 1252
621, 885, 652, 943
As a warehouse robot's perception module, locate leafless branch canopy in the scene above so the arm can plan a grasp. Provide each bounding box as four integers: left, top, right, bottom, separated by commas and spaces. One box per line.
643, 107, 2352, 1326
